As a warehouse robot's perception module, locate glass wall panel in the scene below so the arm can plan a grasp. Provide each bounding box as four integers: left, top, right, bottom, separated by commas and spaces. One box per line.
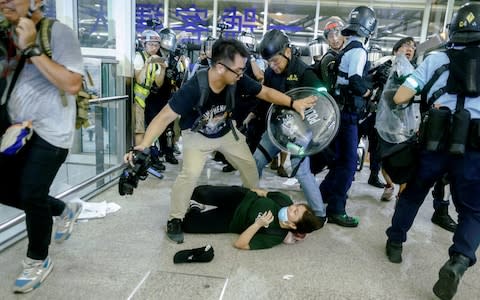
77, 0, 113, 48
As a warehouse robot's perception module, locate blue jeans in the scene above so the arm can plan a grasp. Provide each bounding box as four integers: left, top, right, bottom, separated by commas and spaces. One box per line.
0, 133, 68, 260
386, 150, 480, 265
320, 112, 359, 215
253, 131, 326, 217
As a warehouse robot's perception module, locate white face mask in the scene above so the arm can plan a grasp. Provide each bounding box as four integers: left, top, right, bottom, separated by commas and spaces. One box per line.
278, 207, 289, 223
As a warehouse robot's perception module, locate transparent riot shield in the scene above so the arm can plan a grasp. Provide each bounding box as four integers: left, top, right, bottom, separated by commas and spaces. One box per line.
267, 87, 340, 156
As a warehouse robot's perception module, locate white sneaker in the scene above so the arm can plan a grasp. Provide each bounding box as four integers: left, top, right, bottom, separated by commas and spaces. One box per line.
54, 201, 83, 243
13, 256, 53, 293
381, 186, 395, 201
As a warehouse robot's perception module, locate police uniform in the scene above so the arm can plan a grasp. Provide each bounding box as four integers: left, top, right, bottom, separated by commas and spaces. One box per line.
386, 50, 480, 265
253, 55, 327, 218
320, 36, 370, 220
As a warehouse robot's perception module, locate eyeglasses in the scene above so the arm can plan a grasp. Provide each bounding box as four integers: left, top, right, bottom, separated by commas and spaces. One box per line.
401, 43, 416, 51
218, 62, 245, 78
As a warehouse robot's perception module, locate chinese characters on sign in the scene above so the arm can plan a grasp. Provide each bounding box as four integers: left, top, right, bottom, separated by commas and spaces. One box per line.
135, 4, 303, 45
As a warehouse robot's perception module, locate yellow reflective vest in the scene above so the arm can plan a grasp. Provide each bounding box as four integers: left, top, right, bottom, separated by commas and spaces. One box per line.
134, 51, 159, 108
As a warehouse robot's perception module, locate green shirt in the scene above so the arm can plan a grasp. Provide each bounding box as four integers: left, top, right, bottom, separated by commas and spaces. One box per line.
229, 191, 292, 250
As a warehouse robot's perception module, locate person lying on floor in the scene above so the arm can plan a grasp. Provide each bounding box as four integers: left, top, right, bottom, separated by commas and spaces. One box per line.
182, 185, 323, 250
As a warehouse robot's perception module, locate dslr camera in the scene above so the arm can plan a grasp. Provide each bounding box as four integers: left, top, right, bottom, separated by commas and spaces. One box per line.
118, 148, 152, 196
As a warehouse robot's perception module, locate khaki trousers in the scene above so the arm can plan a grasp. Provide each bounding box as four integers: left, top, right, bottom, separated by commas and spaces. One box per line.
169, 129, 259, 219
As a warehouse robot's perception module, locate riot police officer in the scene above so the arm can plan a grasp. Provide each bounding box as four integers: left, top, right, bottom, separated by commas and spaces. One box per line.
385, 3, 480, 299
311, 19, 345, 94
319, 6, 377, 227
253, 29, 327, 225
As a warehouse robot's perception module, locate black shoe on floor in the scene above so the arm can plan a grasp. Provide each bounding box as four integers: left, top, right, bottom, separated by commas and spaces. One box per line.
386, 240, 403, 263
433, 254, 470, 300
151, 161, 166, 171
165, 154, 179, 165
222, 164, 236, 172
432, 207, 457, 233
327, 213, 359, 227
166, 218, 184, 244
368, 174, 385, 188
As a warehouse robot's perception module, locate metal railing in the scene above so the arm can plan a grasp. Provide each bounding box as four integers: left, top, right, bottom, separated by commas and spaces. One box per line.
0, 94, 131, 251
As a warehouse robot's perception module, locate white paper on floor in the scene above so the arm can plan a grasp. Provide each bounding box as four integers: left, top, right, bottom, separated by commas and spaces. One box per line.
77, 201, 121, 220
282, 178, 298, 186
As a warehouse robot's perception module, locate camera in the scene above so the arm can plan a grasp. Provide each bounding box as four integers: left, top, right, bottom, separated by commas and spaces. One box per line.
118, 148, 152, 196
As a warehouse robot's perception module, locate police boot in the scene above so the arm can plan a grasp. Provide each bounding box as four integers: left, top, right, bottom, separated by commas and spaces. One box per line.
165, 153, 178, 165
368, 173, 385, 188
431, 206, 457, 233
433, 254, 470, 300
149, 146, 166, 171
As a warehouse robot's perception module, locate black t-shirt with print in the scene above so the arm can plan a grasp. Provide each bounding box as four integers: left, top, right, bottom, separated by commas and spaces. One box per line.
169, 72, 262, 138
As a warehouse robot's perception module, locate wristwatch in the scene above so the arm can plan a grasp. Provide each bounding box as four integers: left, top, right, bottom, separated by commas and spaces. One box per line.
22, 45, 43, 58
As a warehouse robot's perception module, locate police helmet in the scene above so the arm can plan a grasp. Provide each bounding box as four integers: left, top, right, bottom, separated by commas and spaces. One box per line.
258, 29, 290, 60
323, 19, 345, 39
341, 6, 377, 37
158, 28, 177, 52
141, 29, 161, 44
308, 36, 329, 59
449, 3, 480, 44
237, 31, 256, 52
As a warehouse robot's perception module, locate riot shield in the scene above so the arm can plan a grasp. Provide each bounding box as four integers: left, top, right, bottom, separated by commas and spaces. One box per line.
267, 87, 340, 156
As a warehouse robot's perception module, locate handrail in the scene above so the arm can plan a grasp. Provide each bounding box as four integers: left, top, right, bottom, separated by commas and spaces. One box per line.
89, 95, 129, 105
0, 164, 125, 232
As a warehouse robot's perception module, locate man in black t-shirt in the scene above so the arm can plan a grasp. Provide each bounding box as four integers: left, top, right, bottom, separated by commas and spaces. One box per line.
125, 39, 316, 244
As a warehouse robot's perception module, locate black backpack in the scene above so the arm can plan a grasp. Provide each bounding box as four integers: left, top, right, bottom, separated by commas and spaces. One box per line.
420, 46, 480, 110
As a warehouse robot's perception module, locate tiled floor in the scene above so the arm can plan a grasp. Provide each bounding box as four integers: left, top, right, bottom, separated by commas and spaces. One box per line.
0, 155, 479, 299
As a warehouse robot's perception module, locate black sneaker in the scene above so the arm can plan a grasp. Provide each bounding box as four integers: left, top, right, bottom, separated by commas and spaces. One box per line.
150, 156, 166, 171
327, 213, 359, 227
386, 240, 403, 263
222, 164, 236, 172
166, 218, 184, 244
165, 154, 178, 165
431, 207, 457, 233
368, 174, 385, 188
433, 254, 470, 300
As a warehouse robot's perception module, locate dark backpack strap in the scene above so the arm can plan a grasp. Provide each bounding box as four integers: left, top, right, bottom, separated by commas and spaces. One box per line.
336, 41, 365, 79
225, 83, 239, 140
38, 18, 55, 58
195, 68, 210, 112
421, 63, 449, 106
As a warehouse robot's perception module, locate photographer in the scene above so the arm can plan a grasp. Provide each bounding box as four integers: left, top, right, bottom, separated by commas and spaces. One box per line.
125, 38, 316, 244
0, 0, 83, 293
144, 27, 179, 165
133, 29, 166, 173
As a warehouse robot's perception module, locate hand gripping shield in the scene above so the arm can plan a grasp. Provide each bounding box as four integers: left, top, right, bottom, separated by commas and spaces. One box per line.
267, 87, 340, 156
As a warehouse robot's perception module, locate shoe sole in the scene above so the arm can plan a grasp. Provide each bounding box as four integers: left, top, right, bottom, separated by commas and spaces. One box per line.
433, 267, 459, 300
14, 261, 54, 293
327, 217, 359, 227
